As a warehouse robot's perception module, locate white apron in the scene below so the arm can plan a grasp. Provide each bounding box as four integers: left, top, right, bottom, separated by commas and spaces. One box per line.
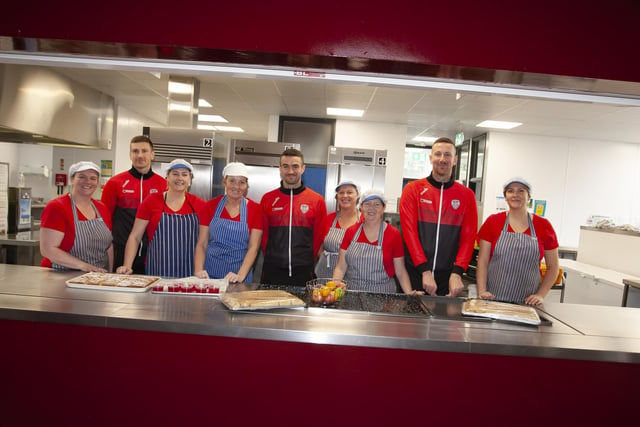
344, 222, 395, 293
52, 194, 112, 271
487, 213, 540, 303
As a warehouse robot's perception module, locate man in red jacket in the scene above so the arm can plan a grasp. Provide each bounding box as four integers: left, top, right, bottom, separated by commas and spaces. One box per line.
101, 135, 167, 273
399, 137, 478, 297
260, 148, 327, 286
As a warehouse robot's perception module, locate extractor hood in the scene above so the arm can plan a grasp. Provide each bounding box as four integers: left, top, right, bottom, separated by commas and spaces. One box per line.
0, 63, 115, 148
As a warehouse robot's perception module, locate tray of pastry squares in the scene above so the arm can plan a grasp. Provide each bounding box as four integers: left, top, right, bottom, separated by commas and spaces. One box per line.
66, 272, 161, 293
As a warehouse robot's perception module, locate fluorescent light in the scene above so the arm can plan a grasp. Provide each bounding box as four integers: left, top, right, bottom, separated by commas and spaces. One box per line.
197, 124, 215, 130
168, 101, 192, 112
327, 107, 364, 117
412, 136, 437, 143
198, 114, 228, 123
198, 99, 212, 107
214, 126, 244, 132
476, 120, 522, 129
168, 81, 193, 94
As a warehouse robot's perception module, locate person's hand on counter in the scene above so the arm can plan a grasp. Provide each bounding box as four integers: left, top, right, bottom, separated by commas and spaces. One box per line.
447, 273, 464, 297
116, 266, 133, 275
421, 271, 438, 296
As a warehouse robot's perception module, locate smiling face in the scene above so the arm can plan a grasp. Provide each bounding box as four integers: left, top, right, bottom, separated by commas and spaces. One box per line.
224, 175, 248, 200
129, 141, 154, 174
71, 170, 100, 198
279, 155, 305, 189
336, 184, 359, 211
166, 168, 192, 192
360, 198, 385, 222
429, 141, 457, 182
504, 183, 530, 211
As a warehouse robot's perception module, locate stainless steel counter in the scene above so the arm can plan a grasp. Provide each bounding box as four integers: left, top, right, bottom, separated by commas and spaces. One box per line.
1, 264, 639, 363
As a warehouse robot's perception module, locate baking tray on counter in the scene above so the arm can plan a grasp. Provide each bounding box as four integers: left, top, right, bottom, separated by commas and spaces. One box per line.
66, 272, 160, 293
220, 290, 305, 311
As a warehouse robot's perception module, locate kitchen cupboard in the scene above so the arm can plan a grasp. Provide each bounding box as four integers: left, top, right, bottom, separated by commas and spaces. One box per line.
563, 269, 623, 306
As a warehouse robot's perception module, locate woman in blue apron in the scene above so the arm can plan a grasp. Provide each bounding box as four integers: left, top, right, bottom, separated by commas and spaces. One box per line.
194, 162, 263, 283
40, 161, 113, 272
314, 181, 361, 279
117, 159, 205, 278
332, 189, 418, 295
476, 177, 560, 305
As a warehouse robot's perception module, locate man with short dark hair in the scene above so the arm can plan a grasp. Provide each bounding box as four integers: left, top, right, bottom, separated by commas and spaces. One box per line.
259, 148, 327, 286
101, 135, 167, 273
399, 137, 478, 296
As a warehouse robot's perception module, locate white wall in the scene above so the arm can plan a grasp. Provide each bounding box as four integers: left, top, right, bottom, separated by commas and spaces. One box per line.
334, 120, 407, 212
482, 132, 640, 247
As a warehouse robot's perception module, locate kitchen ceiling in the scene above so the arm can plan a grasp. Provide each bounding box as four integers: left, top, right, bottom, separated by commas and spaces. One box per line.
38, 63, 640, 146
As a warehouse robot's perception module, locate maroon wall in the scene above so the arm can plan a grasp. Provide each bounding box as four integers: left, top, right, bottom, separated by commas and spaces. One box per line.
2, 0, 640, 83
1, 319, 637, 426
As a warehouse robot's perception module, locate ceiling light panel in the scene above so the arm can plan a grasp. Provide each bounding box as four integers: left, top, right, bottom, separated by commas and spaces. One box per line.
326, 107, 364, 117
476, 120, 522, 129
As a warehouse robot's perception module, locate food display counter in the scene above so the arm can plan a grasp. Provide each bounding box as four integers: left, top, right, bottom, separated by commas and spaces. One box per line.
1, 264, 638, 426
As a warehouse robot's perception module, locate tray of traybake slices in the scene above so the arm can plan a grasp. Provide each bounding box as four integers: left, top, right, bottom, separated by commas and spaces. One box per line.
151, 277, 229, 297
461, 299, 541, 326
66, 272, 161, 293
220, 290, 305, 311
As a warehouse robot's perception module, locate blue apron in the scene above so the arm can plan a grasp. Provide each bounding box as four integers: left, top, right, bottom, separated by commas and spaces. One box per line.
204, 196, 252, 282
146, 194, 199, 278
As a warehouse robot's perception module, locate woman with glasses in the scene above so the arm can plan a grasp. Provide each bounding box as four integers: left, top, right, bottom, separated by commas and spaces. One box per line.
194, 162, 263, 283
117, 159, 205, 278
314, 181, 362, 278
40, 161, 113, 272
332, 189, 420, 295
476, 177, 559, 305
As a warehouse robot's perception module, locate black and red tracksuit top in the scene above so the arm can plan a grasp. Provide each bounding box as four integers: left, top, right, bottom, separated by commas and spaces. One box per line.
399, 174, 478, 276
101, 167, 167, 247
260, 182, 327, 273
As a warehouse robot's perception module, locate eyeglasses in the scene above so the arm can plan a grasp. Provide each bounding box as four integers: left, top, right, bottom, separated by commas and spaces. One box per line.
361, 201, 384, 209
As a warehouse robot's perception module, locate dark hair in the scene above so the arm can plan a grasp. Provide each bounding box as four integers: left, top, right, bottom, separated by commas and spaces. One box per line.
130, 135, 154, 150
281, 147, 304, 164
432, 137, 455, 146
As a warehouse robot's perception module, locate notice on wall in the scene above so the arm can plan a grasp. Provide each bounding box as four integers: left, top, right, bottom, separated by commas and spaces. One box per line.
534, 200, 547, 216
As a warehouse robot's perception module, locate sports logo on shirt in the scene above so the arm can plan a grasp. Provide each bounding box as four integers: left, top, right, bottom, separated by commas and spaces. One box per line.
300, 204, 309, 214
451, 199, 461, 209
150, 189, 158, 194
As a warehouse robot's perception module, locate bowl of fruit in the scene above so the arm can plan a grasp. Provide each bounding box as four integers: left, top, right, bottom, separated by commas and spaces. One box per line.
306, 278, 347, 307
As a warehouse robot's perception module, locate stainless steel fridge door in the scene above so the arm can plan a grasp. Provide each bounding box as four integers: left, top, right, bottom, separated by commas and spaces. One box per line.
245, 165, 281, 203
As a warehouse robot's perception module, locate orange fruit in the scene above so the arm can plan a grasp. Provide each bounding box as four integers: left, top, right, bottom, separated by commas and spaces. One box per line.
326, 281, 336, 288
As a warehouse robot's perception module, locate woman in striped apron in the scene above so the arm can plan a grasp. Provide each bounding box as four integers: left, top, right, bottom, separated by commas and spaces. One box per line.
194, 162, 263, 283
332, 189, 419, 295
476, 177, 560, 305
117, 159, 205, 278
314, 181, 361, 279
40, 161, 113, 272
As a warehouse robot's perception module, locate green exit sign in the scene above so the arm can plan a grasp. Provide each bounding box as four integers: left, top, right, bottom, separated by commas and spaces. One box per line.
455, 132, 465, 146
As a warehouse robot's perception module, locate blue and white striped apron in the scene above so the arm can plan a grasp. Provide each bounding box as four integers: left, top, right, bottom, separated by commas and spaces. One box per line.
145, 195, 199, 278
487, 213, 540, 303
52, 194, 112, 270
344, 222, 395, 293
204, 196, 252, 282
314, 215, 346, 279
